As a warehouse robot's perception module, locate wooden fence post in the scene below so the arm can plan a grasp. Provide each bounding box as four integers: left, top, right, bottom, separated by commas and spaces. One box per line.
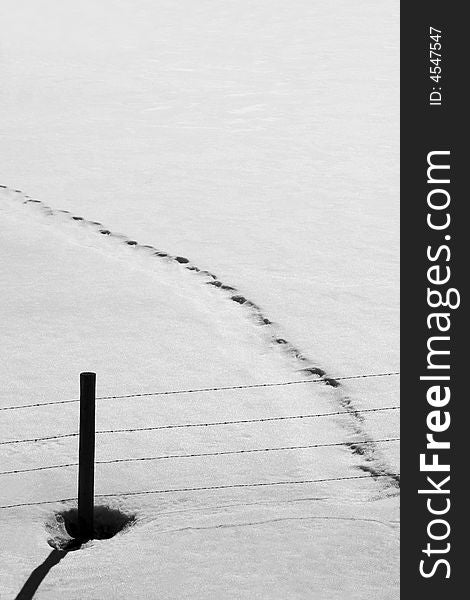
78, 372, 96, 539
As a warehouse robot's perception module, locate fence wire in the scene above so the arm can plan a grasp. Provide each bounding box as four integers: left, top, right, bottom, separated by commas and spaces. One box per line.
0, 371, 400, 412
0, 405, 400, 447
0, 473, 400, 510
0, 437, 400, 476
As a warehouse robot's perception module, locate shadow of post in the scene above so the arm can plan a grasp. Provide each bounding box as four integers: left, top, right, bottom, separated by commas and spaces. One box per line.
14, 549, 69, 600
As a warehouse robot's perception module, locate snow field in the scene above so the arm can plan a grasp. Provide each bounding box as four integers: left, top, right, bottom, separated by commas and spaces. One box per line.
0, 188, 398, 598
0, 0, 399, 596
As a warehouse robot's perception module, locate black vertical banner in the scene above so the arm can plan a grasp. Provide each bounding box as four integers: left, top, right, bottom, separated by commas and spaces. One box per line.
401, 2, 465, 597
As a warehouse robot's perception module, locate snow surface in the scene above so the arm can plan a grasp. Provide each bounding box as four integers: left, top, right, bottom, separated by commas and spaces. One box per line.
0, 1, 399, 598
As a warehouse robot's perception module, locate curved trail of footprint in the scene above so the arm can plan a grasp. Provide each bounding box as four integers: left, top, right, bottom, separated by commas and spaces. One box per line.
1, 185, 399, 493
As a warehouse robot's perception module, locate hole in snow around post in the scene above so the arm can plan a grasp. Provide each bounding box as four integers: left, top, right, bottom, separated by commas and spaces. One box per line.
46, 505, 137, 551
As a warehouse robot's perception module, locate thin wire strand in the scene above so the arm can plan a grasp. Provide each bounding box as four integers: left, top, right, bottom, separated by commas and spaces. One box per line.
0, 473, 400, 510
0, 371, 400, 412
0, 405, 400, 446
0, 437, 400, 475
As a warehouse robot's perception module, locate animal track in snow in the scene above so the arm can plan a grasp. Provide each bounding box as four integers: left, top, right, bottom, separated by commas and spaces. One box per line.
2, 184, 399, 493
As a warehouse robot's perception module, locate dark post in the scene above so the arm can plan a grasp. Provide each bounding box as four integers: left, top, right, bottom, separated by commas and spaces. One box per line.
78, 372, 96, 540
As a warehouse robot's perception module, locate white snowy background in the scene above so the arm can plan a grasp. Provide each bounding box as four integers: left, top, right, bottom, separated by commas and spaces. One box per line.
0, 1, 399, 598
